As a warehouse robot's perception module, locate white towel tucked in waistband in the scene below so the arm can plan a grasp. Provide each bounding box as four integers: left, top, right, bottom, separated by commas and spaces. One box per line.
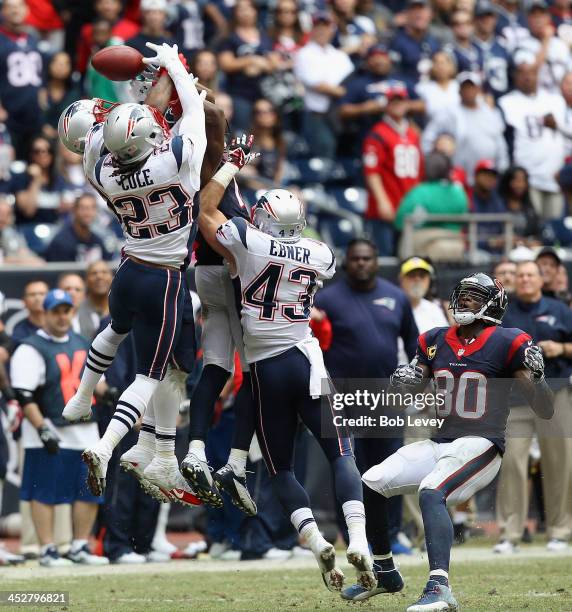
295, 336, 332, 399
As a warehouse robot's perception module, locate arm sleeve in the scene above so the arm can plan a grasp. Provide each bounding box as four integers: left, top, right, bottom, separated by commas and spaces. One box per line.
10, 344, 45, 391
215, 216, 249, 258
165, 57, 207, 165
416, 332, 431, 367
505, 331, 532, 373
400, 298, 420, 361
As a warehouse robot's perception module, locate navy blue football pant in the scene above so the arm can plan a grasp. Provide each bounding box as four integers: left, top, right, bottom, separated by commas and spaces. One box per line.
251, 347, 362, 516
109, 258, 185, 380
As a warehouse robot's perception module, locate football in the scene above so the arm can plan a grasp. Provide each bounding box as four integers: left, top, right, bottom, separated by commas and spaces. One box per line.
91, 45, 144, 81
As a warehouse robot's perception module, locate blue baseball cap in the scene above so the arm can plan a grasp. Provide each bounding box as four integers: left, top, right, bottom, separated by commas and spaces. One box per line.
43, 289, 74, 311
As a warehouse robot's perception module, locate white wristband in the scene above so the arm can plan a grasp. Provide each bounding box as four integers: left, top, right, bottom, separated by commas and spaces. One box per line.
212, 162, 239, 189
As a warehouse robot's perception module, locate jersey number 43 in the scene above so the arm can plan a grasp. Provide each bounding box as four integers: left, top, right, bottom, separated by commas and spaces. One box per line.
243, 262, 318, 322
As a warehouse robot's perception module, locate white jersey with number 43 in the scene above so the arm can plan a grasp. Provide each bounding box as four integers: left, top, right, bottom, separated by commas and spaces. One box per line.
216, 217, 336, 363
85, 125, 203, 268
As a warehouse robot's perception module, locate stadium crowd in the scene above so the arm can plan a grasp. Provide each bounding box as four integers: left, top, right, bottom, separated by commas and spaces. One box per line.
0, 0, 571, 571
1, 0, 572, 260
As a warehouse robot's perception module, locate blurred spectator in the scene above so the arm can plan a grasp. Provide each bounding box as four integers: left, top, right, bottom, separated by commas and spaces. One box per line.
432, 132, 467, 187
76, 0, 139, 73
518, 1, 570, 94
0, 0, 44, 160
192, 49, 220, 93
44, 193, 113, 263
76, 261, 113, 340
0, 197, 43, 264
331, 0, 376, 62
549, 0, 572, 28
126, 0, 175, 58
11, 289, 107, 567
472, 2, 510, 99
57, 272, 86, 312
423, 71, 508, 185
498, 58, 566, 219
395, 151, 468, 260
496, 260, 572, 554
314, 238, 419, 553
57, 141, 88, 194
362, 82, 423, 256
218, 0, 277, 131
238, 99, 285, 189
390, 0, 440, 86
84, 20, 125, 103
536, 246, 562, 299
399, 256, 448, 330
492, 259, 517, 294
338, 44, 395, 154
471, 159, 506, 251
497, 166, 542, 245
495, 0, 529, 51
294, 11, 353, 159
24, 0, 64, 50
415, 49, 459, 122
11, 280, 48, 347
554, 263, 572, 305
445, 9, 477, 75
0, 121, 15, 194
13, 136, 73, 253
260, 0, 305, 124
39, 52, 80, 141
170, 0, 228, 58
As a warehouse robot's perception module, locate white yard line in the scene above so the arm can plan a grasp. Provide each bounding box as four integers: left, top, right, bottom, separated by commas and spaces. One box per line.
2, 546, 571, 583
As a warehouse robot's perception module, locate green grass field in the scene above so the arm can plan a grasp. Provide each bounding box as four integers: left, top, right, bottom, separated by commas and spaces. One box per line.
3, 551, 572, 612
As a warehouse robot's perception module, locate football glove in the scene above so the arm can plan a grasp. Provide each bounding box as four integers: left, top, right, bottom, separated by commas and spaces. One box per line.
5, 400, 22, 433
226, 134, 259, 169
38, 425, 60, 454
390, 357, 424, 388
524, 344, 545, 382
143, 42, 181, 69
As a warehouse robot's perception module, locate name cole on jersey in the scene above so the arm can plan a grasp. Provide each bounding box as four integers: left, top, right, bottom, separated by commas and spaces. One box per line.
89, 135, 195, 269
215, 216, 335, 363
417, 325, 531, 450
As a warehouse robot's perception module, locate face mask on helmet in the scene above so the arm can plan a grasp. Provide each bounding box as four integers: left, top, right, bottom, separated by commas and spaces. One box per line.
449, 284, 495, 325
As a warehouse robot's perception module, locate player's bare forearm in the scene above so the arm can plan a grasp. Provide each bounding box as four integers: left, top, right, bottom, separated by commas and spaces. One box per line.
514, 369, 554, 419
144, 72, 173, 113
201, 101, 226, 187
23, 402, 44, 429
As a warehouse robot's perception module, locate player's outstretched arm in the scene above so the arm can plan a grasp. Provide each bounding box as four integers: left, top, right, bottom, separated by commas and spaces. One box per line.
143, 42, 207, 153
514, 345, 554, 419
199, 135, 258, 269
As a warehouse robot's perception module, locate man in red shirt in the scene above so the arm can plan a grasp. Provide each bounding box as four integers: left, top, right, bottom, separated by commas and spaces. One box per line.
362, 82, 423, 255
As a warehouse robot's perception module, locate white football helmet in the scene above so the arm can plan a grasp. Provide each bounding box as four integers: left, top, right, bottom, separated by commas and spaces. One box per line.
103, 103, 167, 166
251, 189, 306, 242
58, 99, 97, 154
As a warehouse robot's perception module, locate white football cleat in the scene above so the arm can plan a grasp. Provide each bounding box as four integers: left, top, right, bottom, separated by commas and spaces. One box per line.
120, 446, 171, 503
493, 539, 518, 554
39, 546, 73, 568
114, 551, 146, 564
143, 457, 201, 507
67, 544, 109, 565
346, 542, 376, 591
82, 446, 111, 496
547, 538, 568, 552
312, 540, 345, 592
62, 393, 92, 422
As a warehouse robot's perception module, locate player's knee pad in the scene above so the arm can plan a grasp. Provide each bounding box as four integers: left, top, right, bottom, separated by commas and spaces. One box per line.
361, 462, 398, 498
